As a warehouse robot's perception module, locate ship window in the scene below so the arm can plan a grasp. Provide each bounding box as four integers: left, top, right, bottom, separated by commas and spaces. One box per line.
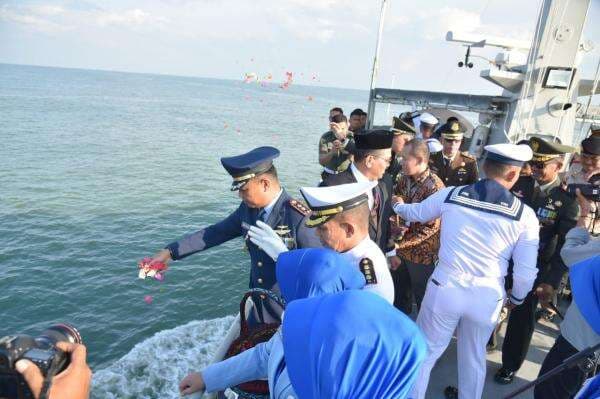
543, 67, 576, 89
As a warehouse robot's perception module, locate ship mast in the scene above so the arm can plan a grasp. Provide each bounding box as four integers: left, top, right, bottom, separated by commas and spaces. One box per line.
366, 0, 596, 152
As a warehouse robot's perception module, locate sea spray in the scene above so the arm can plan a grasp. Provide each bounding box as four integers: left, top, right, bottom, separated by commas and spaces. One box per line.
92, 316, 234, 399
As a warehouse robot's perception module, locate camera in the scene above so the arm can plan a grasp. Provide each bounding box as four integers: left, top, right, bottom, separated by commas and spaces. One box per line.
0, 323, 82, 399
566, 173, 600, 202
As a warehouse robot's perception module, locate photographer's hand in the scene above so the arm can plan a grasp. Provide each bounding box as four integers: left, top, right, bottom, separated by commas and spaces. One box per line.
575, 188, 592, 228
16, 342, 92, 399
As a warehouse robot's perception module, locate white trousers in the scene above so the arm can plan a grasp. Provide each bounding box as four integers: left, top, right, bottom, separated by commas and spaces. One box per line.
410, 268, 505, 399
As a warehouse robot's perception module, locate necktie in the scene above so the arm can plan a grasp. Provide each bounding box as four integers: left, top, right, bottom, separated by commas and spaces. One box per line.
258, 209, 267, 222
371, 186, 381, 228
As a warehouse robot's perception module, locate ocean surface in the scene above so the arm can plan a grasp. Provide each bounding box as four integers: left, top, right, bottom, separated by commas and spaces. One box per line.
0, 63, 369, 398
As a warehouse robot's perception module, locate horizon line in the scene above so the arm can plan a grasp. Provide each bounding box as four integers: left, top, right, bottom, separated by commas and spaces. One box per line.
0, 62, 369, 94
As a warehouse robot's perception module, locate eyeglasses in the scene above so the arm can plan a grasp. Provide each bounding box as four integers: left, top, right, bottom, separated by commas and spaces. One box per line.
373, 155, 393, 164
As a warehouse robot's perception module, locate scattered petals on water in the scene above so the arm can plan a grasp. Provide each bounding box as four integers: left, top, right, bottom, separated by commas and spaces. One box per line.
243, 72, 257, 83
307, 96, 314, 101
154, 273, 164, 281
279, 71, 294, 90
144, 295, 153, 304
223, 123, 228, 129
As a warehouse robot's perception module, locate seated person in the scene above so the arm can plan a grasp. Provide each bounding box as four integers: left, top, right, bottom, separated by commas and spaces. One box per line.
179, 248, 366, 398
283, 289, 427, 399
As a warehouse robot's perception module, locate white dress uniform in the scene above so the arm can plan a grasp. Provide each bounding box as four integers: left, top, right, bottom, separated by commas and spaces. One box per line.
393, 143, 540, 399
340, 236, 395, 304
300, 181, 395, 304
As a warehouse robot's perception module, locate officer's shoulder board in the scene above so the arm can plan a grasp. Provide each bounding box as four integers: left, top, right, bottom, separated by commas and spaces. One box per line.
359, 258, 377, 285
288, 199, 310, 216
460, 151, 476, 161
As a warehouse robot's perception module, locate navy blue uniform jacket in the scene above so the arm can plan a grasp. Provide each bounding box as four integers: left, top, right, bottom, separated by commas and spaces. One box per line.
165, 189, 321, 289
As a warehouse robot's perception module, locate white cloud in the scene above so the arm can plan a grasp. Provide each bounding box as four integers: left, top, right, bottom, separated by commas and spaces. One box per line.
95, 9, 168, 29
0, 5, 70, 33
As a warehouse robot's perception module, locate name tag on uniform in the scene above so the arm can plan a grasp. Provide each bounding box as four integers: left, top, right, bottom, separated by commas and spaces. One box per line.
536, 207, 557, 221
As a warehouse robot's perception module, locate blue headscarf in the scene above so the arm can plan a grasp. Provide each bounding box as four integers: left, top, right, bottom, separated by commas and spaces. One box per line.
276, 248, 366, 303
575, 374, 600, 399
282, 290, 426, 399
570, 255, 600, 335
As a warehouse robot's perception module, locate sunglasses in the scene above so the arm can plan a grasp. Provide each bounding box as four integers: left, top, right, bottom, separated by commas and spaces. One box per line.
529, 161, 550, 169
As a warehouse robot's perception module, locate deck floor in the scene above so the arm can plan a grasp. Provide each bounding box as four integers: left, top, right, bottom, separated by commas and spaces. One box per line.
425, 311, 560, 399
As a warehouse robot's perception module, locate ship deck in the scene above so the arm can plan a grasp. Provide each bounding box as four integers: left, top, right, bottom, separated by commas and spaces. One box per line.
426, 308, 561, 399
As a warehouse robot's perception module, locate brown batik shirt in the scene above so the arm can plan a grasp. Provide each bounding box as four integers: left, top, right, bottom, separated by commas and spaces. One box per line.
391, 169, 445, 265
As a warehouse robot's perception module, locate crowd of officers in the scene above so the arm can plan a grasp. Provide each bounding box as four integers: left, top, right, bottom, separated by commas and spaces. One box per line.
151, 105, 600, 399
317, 107, 600, 398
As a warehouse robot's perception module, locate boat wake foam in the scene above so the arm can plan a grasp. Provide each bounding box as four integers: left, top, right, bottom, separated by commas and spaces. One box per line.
92, 316, 235, 399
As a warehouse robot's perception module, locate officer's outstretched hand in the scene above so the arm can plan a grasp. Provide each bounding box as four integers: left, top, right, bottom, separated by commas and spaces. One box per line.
15, 342, 92, 399
149, 249, 172, 266
247, 221, 289, 261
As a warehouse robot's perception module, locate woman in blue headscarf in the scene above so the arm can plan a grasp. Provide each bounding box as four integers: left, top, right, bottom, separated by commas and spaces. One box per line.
179, 248, 365, 398
283, 289, 427, 399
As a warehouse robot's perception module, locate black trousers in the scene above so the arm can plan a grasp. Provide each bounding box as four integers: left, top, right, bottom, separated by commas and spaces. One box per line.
501, 291, 539, 371
533, 334, 590, 399
391, 264, 413, 315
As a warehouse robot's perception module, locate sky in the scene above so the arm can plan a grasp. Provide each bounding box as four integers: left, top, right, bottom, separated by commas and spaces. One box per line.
0, 0, 598, 94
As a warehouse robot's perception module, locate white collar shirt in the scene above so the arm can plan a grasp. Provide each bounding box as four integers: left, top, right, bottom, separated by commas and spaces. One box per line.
341, 236, 395, 304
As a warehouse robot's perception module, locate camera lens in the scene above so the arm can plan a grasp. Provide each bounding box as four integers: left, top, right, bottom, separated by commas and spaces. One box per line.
36, 323, 83, 349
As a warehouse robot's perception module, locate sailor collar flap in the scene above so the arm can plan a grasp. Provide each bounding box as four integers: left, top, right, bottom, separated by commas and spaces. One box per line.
445, 179, 524, 221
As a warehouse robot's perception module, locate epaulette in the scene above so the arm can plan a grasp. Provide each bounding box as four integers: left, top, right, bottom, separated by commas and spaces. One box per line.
289, 199, 310, 216
461, 151, 476, 160
359, 258, 378, 285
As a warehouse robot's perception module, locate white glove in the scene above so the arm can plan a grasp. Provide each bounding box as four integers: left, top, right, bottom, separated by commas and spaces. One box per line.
247, 220, 289, 261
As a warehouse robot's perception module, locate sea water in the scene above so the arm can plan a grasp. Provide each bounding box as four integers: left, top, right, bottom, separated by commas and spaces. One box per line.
0, 63, 367, 398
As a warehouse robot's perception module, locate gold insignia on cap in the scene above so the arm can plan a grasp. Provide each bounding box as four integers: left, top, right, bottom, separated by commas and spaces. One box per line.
531, 140, 539, 152
451, 122, 460, 132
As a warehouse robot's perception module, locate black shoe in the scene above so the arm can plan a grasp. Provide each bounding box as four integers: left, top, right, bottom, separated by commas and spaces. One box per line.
444, 386, 458, 399
494, 368, 515, 384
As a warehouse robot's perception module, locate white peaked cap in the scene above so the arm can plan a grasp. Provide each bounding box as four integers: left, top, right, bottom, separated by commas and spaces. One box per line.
300, 181, 378, 227
484, 143, 533, 166
419, 112, 438, 125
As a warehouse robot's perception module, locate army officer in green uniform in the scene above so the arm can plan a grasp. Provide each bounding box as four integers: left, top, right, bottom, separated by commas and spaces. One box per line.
429, 121, 479, 186
318, 114, 355, 180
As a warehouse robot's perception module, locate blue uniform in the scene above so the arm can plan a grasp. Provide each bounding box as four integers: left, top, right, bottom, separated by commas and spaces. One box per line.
165, 189, 321, 289
202, 330, 295, 399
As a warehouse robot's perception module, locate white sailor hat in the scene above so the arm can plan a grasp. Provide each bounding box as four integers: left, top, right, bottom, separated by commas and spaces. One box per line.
484, 143, 533, 166
300, 181, 378, 227
426, 138, 443, 153
419, 112, 438, 126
